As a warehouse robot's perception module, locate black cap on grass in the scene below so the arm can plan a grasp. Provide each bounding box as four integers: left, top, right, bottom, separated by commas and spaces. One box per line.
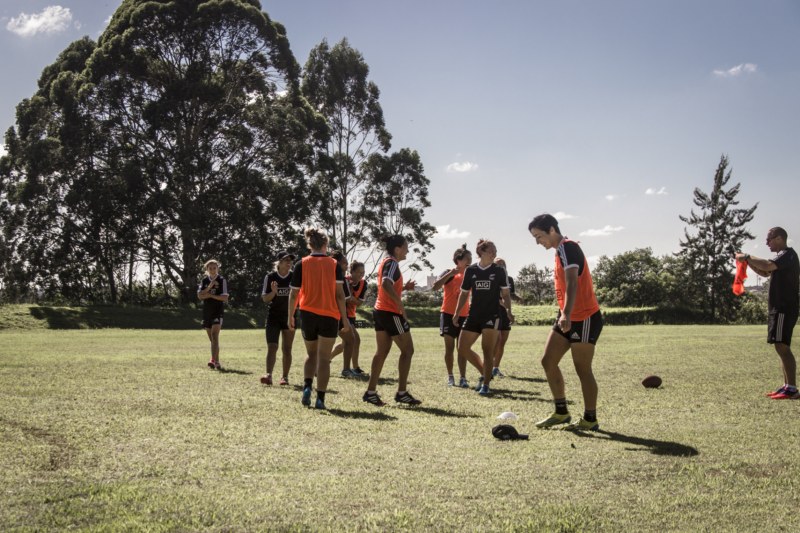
492, 424, 529, 441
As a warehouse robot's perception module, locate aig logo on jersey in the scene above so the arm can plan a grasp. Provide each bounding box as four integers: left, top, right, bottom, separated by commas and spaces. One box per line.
475, 280, 491, 290
277, 288, 291, 297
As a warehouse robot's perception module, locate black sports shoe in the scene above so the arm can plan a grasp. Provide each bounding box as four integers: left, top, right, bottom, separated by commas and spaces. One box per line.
362, 392, 386, 406
394, 391, 422, 405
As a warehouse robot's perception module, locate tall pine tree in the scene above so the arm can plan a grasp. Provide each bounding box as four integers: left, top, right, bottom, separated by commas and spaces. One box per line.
678, 155, 757, 321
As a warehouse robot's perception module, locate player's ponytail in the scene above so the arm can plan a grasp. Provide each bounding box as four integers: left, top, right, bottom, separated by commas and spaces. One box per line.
381, 234, 407, 256
476, 239, 494, 258
304, 227, 329, 251
453, 243, 471, 264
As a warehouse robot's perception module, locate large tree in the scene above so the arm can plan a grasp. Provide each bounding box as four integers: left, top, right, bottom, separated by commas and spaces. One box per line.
301, 38, 434, 269
678, 155, 757, 321
2, 0, 326, 304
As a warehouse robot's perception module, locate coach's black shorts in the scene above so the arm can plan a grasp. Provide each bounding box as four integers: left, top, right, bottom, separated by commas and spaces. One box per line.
299, 310, 338, 341
552, 310, 603, 345
497, 308, 512, 331
768, 309, 798, 346
461, 315, 500, 334
202, 314, 223, 329
440, 313, 465, 338
373, 309, 410, 337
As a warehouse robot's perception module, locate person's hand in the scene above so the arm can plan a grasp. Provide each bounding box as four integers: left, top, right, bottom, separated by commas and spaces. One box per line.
558, 314, 571, 333
288, 314, 295, 330
270, 280, 278, 293
452, 315, 459, 327
340, 321, 351, 334
507, 310, 515, 325
735, 252, 749, 263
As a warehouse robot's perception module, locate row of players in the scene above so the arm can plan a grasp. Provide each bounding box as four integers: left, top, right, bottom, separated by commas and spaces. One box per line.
198, 216, 800, 429
197, 213, 605, 430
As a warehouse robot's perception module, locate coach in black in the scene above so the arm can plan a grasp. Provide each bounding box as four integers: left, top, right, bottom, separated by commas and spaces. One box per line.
737, 227, 800, 399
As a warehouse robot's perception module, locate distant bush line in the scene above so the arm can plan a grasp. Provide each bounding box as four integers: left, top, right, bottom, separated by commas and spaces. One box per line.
0, 303, 766, 330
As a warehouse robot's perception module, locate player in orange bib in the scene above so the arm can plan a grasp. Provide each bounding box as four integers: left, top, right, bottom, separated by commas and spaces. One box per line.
528, 214, 603, 431
287, 228, 349, 410
363, 235, 422, 406
432, 244, 472, 387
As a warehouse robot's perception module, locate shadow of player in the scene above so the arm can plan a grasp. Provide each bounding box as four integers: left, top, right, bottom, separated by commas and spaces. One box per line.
572, 429, 699, 457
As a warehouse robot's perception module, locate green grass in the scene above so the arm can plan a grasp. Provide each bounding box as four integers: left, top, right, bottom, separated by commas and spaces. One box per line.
2, 325, 799, 531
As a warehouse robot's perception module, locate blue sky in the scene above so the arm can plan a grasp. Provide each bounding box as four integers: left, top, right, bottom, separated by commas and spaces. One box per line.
2, 1, 799, 281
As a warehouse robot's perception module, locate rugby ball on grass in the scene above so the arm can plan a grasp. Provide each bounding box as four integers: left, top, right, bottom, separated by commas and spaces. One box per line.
642, 375, 662, 388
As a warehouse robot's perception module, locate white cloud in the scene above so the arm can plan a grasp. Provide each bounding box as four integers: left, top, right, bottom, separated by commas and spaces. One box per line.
0, 144, 6, 158
579, 225, 624, 237
446, 161, 478, 173
645, 186, 668, 195
605, 194, 618, 201
434, 224, 470, 240
7, 6, 73, 37
552, 211, 576, 220
713, 63, 757, 78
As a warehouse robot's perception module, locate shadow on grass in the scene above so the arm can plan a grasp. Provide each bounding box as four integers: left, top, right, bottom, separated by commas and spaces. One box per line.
411, 406, 481, 418
508, 376, 548, 384
572, 429, 699, 457
218, 368, 252, 376
326, 408, 397, 421
490, 388, 552, 403
289, 385, 339, 395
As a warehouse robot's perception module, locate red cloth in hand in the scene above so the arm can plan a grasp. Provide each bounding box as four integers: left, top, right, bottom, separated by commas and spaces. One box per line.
733, 260, 748, 296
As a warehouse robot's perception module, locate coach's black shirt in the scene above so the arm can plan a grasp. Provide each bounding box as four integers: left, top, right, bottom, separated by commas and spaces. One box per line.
769, 247, 799, 314
461, 263, 509, 320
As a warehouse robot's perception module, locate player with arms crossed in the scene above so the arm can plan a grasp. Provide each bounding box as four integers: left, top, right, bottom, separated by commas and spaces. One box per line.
260, 251, 297, 386
363, 235, 422, 406
287, 228, 349, 410
453, 239, 514, 396
431, 244, 472, 387
528, 214, 603, 430
197, 259, 229, 370
332, 260, 369, 377
736, 227, 800, 399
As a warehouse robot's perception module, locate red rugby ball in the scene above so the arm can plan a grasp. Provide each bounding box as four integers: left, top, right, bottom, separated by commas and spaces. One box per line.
642, 375, 662, 388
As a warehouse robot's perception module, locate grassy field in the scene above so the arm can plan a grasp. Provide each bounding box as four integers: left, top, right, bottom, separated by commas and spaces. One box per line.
2, 325, 799, 531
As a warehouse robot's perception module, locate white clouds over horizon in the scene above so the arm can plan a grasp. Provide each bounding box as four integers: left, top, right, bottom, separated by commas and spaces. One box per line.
713, 63, 757, 78
446, 161, 478, 173
552, 211, 576, 220
645, 186, 668, 195
579, 225, 624, 237
6, 6, 73, 37
605, 194, 618, 201
434, 224, 470, 240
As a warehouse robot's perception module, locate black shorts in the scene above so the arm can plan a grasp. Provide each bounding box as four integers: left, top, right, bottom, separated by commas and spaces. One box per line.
552, 310, 603, 345
299, 310, 338, 341
768, 310, 798, 346
202, 315, 223, 329
440, 313, 465, 338
497, 309, 512, 331
339, 316, 357, 330
373, 309, 410, 337
461, 315, 500, 334
265, 319, 289, 344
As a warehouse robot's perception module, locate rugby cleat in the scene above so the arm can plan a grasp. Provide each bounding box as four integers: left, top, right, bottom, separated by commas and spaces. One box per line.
362, 392, 386, 406
394, 391, 422, 405
301, 386, 312, 407
564, 418, 600, 431
535, 412, 572, 429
